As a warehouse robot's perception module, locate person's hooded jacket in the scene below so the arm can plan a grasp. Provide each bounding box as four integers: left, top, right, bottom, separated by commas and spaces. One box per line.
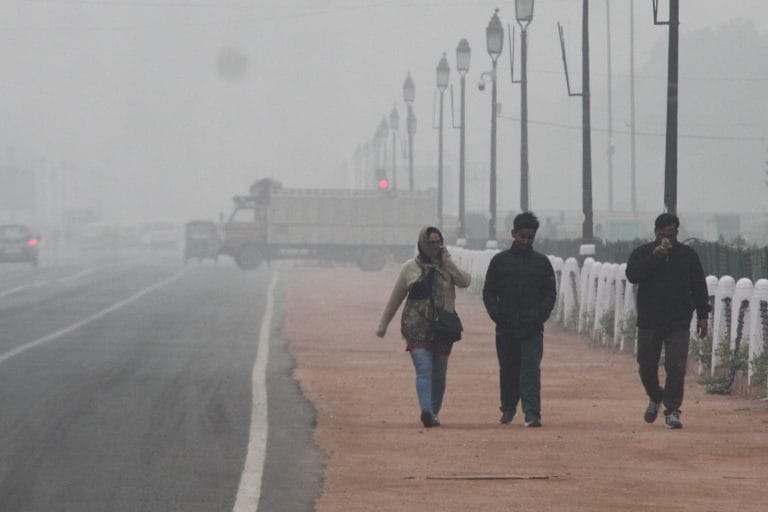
376, 227, 471, 349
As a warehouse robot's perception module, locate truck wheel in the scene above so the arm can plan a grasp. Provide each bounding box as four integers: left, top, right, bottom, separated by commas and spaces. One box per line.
235, 245, 263, 270
357, 248, 386, 272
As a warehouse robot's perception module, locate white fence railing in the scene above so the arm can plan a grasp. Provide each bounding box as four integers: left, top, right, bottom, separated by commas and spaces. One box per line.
451, 246, 768, 389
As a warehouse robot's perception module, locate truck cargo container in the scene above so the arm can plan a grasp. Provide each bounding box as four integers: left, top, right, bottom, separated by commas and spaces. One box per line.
220, 180, 437, 271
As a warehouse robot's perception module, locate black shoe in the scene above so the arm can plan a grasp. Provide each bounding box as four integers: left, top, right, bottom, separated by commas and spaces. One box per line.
524, 413, 542, 428
420, 410, 435, 428
499, 411, 516, 424
664, 411, 683, 429
644, 400, 662, 424
432, 415, 441, 427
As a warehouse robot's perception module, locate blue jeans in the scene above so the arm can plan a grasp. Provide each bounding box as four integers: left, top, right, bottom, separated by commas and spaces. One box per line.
409, 348, 449, 415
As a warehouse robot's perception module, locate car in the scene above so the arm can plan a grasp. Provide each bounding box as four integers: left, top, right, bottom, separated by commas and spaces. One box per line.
0, 224, 40, 266
140, 221, 181, 251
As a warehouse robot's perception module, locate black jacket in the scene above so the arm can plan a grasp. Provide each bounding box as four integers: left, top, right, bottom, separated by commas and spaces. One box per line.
482, 245, 557, 339
625, 241, 710, 330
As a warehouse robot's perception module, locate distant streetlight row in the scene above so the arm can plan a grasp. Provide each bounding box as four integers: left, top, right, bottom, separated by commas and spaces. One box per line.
366, 1, 539, 245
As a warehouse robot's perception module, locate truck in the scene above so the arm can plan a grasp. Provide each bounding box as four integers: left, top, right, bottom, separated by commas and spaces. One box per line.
219, 179, 437, 271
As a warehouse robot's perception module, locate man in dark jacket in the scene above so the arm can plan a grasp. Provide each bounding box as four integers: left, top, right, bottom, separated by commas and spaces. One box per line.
626, 213, 710, 429
483, 212, 557, 427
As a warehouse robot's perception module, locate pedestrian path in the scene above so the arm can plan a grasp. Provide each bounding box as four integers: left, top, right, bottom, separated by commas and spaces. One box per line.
282, 265, 768, 512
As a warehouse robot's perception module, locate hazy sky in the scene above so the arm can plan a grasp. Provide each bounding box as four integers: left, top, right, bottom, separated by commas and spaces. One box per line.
1, 0, 767, 223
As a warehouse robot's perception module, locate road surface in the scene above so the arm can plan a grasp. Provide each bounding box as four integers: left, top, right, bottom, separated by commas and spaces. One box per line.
0, 252, 322, 511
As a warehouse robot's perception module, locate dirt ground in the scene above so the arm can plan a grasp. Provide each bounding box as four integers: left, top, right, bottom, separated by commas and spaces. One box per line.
281, 264, 768, 512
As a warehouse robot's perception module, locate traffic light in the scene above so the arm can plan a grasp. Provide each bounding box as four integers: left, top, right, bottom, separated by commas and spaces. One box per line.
374, 167, 389, 190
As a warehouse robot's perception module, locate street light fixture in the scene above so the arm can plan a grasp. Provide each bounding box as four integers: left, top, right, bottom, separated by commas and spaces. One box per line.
484, 8, 503, 246
402, 72, 416, 191
389, 105, 399, 190
515, 0, 534, 212
435, 53, 450, 229
456, 39, 471, 74
456, 39, 471, 245
436, 53, 450, 92
403, 72, 415, 104
487, 8, 504, 59
515, 0, 534, 23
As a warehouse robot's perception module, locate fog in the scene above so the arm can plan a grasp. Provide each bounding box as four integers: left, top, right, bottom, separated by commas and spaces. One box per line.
1, 0, 767, 229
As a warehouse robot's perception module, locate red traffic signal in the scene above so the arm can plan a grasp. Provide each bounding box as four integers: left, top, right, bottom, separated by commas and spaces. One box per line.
377, 178, 390, 190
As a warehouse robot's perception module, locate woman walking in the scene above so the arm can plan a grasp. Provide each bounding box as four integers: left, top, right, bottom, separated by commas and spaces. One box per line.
375, 226, 471, 427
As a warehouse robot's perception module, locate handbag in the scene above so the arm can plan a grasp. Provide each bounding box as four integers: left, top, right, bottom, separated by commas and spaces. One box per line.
432, 306, 463, 344
428, 269, 463, 344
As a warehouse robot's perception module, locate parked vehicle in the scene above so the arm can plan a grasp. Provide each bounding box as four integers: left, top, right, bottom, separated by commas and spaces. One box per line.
184, 220, 220, 263
140, 221, 181, 251
0, 224, 40, 266
220, 179, 436, 271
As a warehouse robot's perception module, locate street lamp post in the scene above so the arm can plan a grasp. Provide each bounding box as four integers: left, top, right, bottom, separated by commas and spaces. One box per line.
362, 141, 371, 187
515, 0, 534, 212
371, 118, 389, 186
402, 72, 416, 191
389, 105, 399, 190
456, 39, 471, 244
407, 109, 417, 188
379, 117, 389, 171
435, 53, 450, 230
484, 8, 504, 246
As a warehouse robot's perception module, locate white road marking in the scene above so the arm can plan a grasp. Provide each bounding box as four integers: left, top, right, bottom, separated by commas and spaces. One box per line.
0, 281, 47, 298
0, 268, 188, 366
232, 271, 278, 512
0, 265, 107, 298
56, 266, 105, 283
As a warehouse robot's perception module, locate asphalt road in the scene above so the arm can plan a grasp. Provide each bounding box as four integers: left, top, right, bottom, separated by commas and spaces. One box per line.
0, 251, 323, 511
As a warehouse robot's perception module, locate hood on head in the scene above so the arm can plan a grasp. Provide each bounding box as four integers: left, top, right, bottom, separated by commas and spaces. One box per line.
417, 225, 443, 262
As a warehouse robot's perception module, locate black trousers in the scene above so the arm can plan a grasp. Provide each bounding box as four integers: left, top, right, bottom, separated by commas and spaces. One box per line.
636, 328, 689, 414
495, 331, 543, 418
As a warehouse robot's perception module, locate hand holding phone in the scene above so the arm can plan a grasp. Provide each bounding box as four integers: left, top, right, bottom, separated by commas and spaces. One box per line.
653, 237, 672, 257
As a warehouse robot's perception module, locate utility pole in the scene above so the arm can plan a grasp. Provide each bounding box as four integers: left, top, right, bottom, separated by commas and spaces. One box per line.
581, 0, 593, 239
558, 0, 593, 240
654, 0, 679, 214
606, 0, 614, 212
630, 0, 637, 212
